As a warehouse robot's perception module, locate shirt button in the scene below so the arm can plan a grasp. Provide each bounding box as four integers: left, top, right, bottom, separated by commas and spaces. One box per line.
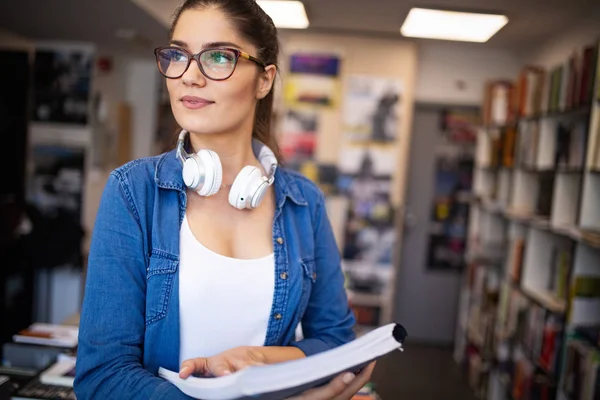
275, 313, 282, 320
313, 272, 317, 280
280, 272, 288, 280
276, 237, 284, 245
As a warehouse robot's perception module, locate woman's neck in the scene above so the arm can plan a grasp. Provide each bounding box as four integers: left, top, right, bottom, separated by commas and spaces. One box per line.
188, 131, 260, 186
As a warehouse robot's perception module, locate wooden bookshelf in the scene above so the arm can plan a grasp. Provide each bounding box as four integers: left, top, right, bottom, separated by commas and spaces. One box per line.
454, 38, 600, 400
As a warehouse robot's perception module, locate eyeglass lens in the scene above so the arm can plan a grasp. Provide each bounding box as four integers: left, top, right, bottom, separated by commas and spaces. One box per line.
157, 48, 238, 80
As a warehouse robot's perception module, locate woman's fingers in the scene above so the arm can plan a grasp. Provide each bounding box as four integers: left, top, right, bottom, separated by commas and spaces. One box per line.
332, 362, 377, 400
288, 372, 356, 400
179, 357, 209, 378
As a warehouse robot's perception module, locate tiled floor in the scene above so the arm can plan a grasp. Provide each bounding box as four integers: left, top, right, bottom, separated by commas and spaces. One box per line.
371, 343, 477, 400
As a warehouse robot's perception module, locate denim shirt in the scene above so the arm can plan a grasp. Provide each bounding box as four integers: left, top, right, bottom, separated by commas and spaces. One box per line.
74, 149, 356, 399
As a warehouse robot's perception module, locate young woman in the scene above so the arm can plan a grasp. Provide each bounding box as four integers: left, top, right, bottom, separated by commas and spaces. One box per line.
74, 0, 374, 398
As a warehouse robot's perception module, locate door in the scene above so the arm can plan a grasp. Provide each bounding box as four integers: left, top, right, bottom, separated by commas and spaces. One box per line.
393, 104, 477, 345
0, 50, 34, 350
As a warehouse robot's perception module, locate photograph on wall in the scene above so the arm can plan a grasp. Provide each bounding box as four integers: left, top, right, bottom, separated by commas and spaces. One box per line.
278, 108, 319, 170
32, 45, 95, 125
284, 53, 341, 109
337, 143, 396, 176
342, 75, 402, 143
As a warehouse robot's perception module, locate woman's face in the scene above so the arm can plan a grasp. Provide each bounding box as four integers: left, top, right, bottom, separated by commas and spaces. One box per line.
166, 7, 273, 137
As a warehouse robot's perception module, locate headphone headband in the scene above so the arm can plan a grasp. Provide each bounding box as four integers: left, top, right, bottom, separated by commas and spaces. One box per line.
176, 130, 277, 182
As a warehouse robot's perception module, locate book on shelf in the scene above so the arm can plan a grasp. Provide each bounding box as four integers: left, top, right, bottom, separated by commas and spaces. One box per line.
512, 354, 534, 400
509, 238, 526, 284
516, 66, 545, 118
573, 275, 600, 298
562, 338, 599, 400
13, 323, 78, 349
548, 66, 563, 114
579, 44, 597, 106
547, 247, 571, 301
483, 81, 515, 126
566, 53, 579, 111
538, 315, 562, 374
502, 126, 518, 168
529, 373, 557, 400
517, 120, 539, 169
523, 305, 546, 362
556, 120, 588, 170
535, 171, 554, 217
592, 110, 600, 171
159, 323, 407, 400
575, 325, 600, 348
39, 354, 76, 387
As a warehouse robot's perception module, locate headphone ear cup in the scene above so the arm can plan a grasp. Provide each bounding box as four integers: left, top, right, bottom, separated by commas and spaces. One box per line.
229, 166, 263, 209
182, 156, 202, 190
198, 149, 222, 196
182, 149, 222, 196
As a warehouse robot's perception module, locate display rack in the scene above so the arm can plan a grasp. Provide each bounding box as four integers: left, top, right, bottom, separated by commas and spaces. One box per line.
454, 39, 600, 400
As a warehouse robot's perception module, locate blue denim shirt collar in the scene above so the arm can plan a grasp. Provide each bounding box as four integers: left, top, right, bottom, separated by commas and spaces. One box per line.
154, 149, 308, 208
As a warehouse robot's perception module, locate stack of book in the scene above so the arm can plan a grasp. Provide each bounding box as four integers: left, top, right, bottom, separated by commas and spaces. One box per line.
1, 323, 78, 400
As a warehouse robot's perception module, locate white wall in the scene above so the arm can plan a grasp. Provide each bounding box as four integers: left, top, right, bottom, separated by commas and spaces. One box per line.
125, 59, 160, 161
414, 41, 523, 106
524, 8, 600, 68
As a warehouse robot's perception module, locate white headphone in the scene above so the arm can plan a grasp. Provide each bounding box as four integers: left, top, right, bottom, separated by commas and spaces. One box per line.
176, 130, 278, 210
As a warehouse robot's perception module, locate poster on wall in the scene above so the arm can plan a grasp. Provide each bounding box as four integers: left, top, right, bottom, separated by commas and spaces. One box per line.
336, 75, 404, 326
32, 44, 95, 125
337, 143, 396, 176
342, 75, 402, 143
284, 53, 341, 109
336, 143, 396, 299
278, 108, 319, 171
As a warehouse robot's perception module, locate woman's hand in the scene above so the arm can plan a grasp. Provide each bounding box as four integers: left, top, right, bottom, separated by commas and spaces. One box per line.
178, 345, 305, 378
179, 346, 267, 378
287, 362, 376, 400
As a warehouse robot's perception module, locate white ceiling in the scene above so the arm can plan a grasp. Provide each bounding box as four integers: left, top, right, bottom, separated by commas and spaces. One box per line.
0, 0, 599, 56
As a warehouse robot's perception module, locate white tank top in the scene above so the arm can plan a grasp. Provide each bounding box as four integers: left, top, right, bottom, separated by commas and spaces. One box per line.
178, 214, 275, 365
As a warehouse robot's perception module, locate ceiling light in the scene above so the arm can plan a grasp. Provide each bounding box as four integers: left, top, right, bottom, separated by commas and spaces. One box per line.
256, 1, 309, 29
400, 8, 508, 43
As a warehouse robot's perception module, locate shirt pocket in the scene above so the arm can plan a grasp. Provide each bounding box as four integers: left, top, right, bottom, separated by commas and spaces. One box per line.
297, 257, 317, 318
145, 253, 178, 326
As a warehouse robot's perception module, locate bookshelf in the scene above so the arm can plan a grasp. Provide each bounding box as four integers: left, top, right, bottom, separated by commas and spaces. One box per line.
454, 39, 600, 400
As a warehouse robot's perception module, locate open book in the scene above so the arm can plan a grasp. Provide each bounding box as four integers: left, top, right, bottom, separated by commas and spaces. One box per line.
159, 323, 407, 400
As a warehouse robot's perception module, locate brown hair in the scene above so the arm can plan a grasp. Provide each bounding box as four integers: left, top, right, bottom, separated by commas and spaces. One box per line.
170, 0, 282, 161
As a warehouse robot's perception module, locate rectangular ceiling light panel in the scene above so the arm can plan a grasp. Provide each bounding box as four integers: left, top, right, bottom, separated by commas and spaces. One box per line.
256, 1, 309, 29
401, 8, 508, 42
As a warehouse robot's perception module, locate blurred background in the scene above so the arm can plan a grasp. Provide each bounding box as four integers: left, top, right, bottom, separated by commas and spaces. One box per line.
1, 0, 600, 399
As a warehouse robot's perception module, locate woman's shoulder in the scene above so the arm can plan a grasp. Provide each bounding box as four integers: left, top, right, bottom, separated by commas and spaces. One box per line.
109, 150, 178, 189
277, 167, 325, 205
111, 154, 164, 181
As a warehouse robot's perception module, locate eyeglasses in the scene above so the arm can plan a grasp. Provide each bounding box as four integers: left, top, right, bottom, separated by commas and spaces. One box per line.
154, 46, 266, 81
